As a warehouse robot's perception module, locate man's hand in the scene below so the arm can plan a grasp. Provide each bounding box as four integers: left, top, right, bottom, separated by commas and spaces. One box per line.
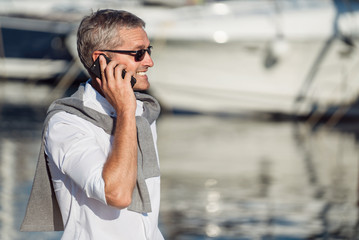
96, 54, 137, 116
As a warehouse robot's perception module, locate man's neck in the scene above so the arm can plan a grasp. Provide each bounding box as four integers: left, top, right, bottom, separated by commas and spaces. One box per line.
89, 78, 106, 98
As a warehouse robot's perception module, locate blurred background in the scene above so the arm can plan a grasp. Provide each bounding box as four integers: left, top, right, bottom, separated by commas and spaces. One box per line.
1, 0, 359, 239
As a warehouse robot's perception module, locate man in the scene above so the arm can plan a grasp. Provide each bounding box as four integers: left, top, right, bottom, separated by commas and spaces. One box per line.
21, 9, 164, 240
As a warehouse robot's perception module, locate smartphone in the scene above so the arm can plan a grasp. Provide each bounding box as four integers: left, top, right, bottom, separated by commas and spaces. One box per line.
89, 54, 136, 88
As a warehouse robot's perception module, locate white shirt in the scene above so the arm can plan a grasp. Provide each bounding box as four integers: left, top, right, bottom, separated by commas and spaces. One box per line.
45, 81, 164, 240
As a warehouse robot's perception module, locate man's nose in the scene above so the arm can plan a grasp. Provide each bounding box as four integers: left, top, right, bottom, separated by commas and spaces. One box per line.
143, 51, 154, 67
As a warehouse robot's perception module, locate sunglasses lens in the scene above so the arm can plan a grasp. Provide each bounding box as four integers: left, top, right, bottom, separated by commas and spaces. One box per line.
135, 51, 142, 61
135, 48, 151, 61
136, 50, 145, 61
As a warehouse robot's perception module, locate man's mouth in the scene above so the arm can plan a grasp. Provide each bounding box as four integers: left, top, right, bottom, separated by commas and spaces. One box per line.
136, 71, 147, 76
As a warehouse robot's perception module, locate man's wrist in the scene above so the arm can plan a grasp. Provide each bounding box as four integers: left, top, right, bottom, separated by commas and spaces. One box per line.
116, 109, 135, 120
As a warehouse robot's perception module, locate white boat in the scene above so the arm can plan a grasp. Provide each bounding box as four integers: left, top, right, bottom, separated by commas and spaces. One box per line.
146, 0, 359, 118
2, 0, 359, 117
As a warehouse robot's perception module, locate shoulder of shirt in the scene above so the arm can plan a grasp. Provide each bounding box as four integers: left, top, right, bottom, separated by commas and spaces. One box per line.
47, 111, 100, 134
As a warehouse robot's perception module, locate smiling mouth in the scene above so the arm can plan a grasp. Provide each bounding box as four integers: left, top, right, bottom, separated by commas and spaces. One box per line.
136, 71, 147, 76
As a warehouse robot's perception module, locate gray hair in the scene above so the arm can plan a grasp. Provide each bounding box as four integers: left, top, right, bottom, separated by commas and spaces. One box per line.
77, 9, 146, 72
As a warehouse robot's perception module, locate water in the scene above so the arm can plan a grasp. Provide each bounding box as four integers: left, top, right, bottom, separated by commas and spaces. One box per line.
0, 105, 358, 239
157, 115, 359, 240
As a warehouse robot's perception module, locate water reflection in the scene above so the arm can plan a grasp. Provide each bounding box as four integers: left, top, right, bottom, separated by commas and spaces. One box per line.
0, 108, 358, 239
0, 105, 62, 240
1, 139, 16, 240
157, 115, 359, 239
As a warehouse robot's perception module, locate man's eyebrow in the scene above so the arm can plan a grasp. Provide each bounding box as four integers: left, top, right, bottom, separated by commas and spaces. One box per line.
134, 44, 150, 49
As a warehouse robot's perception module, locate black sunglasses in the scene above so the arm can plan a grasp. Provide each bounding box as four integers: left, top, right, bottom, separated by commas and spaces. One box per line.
100, 46, 152, 62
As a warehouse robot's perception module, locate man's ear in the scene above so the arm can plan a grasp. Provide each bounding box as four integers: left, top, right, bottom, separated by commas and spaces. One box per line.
92, 51, 104, 62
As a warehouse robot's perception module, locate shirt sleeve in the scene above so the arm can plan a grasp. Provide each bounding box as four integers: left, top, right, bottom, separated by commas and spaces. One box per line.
44, 112, 108, 204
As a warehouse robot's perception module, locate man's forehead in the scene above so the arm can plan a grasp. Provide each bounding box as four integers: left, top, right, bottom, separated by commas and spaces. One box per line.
118, 28, 150, 48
